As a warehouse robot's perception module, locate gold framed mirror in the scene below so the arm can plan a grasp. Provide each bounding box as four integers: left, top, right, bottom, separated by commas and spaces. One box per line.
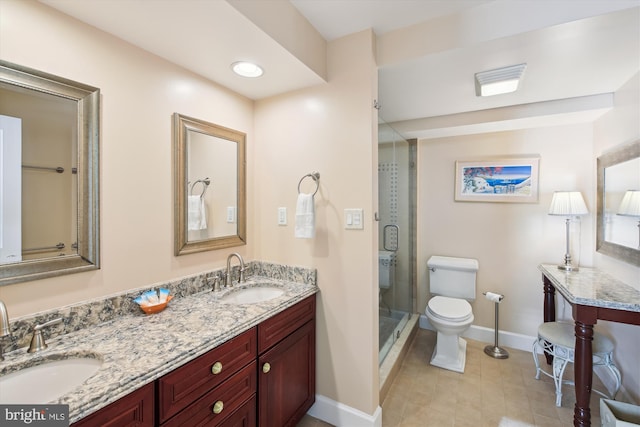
0, 60, 100, 285
596, 139, 640, 266
173, 113, 246, 255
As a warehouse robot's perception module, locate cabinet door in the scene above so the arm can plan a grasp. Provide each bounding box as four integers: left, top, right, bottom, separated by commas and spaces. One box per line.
70, 382, 154, 427
258, 320, 315, 427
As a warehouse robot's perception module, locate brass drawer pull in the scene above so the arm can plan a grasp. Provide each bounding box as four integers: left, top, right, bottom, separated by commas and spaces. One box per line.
212, 401, 224, 414
262, 362, 271, 374
211, 361, 222, 375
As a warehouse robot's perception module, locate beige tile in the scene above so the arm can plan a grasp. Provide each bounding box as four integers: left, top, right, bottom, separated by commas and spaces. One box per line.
306, 329, 610, 427
378, 329, 611, 427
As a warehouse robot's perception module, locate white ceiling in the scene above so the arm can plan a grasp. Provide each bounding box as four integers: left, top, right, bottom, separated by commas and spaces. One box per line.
40, 0, 640, 140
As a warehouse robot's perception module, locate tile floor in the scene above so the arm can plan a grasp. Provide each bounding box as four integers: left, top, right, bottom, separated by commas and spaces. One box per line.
299, 328, 610, 426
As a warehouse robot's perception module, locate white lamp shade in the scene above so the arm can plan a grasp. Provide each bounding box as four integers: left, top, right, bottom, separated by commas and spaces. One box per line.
548, 191, 588, 216
617, 190, 640, 217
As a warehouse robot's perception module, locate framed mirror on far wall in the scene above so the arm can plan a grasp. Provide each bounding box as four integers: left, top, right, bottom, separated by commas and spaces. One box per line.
596, 139, 640, 266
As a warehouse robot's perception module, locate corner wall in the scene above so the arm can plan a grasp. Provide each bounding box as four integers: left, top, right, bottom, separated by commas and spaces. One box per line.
254, 30, 380, 419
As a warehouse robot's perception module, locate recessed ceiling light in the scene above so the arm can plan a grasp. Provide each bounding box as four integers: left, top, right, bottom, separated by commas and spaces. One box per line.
475, 63, 527, 97
231, 61, 264, 78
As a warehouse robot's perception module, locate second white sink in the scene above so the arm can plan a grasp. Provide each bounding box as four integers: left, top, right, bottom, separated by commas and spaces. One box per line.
0, 356, 103, 404
220, 286, 284, 304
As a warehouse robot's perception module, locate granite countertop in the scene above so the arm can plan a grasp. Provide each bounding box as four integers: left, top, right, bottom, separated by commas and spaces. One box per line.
539, 264, 640, 311
0, 276, 318, 423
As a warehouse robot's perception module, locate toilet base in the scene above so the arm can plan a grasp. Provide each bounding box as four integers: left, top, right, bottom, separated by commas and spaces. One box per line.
430, 335, 467, 373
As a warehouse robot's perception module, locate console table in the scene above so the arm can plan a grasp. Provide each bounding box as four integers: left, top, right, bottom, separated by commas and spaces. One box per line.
539, 264, 640, 427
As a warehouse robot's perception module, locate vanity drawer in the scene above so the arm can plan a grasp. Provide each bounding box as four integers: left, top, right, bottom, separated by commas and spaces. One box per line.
258, 295, 315, 353
158, 327, 257, 423
162, 361, 257, 427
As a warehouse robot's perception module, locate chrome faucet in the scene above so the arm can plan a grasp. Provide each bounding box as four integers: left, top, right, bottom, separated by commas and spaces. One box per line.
225, 253, 245, 288
0, 300, 12, 361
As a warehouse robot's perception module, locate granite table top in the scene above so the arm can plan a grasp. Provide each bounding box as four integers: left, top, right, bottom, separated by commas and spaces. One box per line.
539, 264, 640, 312
0, 277, 318, 423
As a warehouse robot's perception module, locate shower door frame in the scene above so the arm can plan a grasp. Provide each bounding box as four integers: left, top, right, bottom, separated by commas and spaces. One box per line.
377, 125, 417, 365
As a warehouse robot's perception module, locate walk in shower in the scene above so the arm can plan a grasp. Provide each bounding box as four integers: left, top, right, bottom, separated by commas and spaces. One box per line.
378, 117, 416, 365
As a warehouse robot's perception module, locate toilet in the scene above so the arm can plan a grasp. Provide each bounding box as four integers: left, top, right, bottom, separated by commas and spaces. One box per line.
426, 255, 479, 373
378, 251, 396, 290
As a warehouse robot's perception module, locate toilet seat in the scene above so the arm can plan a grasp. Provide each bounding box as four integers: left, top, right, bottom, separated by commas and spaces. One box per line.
427, 296, 473, 322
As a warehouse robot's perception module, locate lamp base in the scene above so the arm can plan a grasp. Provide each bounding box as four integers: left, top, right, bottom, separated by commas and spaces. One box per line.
558, 264, 579, 272
484, 345, 509, 359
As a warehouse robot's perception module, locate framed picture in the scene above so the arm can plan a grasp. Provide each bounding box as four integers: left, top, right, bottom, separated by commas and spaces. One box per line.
455, 157, 540, 203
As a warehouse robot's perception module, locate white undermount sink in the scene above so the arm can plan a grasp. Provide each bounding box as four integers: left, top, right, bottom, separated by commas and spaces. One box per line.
0, 356, 103, 404
220, 286, 284, 304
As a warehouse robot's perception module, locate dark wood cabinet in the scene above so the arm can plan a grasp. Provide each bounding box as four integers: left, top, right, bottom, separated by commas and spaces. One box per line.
158, 328, 257, 424
71, 294, 315, 427
162, 362, 257, 427
71, 381, 155, 427
258, 295, 316, 427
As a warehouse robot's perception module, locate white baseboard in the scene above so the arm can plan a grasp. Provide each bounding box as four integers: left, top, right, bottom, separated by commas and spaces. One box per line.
307, 395, 382, 427
419, 314, 536, 352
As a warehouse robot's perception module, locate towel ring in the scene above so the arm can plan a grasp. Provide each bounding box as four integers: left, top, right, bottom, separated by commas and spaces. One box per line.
190, 178, 210, 198
298, 172, 320, 196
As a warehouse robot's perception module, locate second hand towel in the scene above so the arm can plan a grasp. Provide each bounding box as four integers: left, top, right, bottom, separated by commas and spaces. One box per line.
295, 192, 315, 238
188, 195, 207, 230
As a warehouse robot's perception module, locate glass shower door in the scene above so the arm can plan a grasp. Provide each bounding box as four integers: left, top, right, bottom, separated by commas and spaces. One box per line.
378, 118, 413, 365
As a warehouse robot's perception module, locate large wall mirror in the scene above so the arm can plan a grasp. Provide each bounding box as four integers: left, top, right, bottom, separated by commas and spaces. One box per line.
597, 139, 640, 266
0, 60, 100, 286
174, 113, 246, 255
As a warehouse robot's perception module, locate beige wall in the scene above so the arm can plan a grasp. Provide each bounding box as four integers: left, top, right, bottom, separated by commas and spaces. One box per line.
253, 30, 379, 414
593, 73, 640, 403
418, 124, 594, 335
0, 0, 255, 316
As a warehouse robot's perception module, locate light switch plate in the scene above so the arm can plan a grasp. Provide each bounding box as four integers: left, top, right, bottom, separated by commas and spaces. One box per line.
278, 207, 287, 225
226, 207, 236, 223
344, 209, 364, 230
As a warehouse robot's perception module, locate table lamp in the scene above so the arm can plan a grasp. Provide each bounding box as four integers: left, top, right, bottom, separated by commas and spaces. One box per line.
617, 190, 640, 249
548, 191, 588, 271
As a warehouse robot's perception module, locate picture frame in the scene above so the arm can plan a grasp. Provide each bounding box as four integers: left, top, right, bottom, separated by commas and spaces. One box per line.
454, 157, 540, 203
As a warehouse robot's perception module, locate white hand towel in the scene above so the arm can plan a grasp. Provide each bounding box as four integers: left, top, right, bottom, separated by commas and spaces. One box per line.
295, 193, 315, 238
188, 195, 207, 230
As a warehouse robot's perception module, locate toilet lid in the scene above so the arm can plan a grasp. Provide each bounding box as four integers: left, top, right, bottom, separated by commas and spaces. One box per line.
427, 296, 472, 321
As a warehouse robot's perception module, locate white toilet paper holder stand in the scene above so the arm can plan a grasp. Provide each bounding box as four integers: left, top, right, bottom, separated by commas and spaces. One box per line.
483, 291, 509, 359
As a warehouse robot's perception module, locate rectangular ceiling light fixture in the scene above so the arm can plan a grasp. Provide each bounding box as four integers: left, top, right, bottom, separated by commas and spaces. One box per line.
475, 63, 527, 97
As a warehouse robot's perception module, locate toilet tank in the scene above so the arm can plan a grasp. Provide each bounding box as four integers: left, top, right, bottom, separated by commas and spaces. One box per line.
428, 256, 479, 300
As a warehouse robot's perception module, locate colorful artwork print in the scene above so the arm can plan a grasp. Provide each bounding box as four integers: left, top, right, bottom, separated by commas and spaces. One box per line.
462, 165, 532, 195
455, 158, 539, 203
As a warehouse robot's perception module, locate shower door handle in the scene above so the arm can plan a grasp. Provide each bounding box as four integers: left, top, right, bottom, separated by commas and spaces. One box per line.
383, 224, 399, 251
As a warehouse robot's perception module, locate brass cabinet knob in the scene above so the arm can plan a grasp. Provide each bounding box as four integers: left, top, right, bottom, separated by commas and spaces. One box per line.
212, 401, 224, 414
211, 361, 223, 375
262, 362, 271, 374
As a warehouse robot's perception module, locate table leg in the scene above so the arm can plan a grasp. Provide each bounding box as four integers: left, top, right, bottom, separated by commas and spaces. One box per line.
543, 276, 556, 364
574, 321, 593, 427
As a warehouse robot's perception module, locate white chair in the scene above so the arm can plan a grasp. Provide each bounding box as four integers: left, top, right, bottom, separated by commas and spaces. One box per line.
532, 321, 621, 407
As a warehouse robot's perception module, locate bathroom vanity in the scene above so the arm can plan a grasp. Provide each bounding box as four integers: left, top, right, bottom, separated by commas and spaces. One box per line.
0, 263, 318, 427
70, 294, 316, 427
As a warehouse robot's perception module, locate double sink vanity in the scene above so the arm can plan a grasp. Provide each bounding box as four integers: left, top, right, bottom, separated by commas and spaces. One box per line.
0, 261, 318, 426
